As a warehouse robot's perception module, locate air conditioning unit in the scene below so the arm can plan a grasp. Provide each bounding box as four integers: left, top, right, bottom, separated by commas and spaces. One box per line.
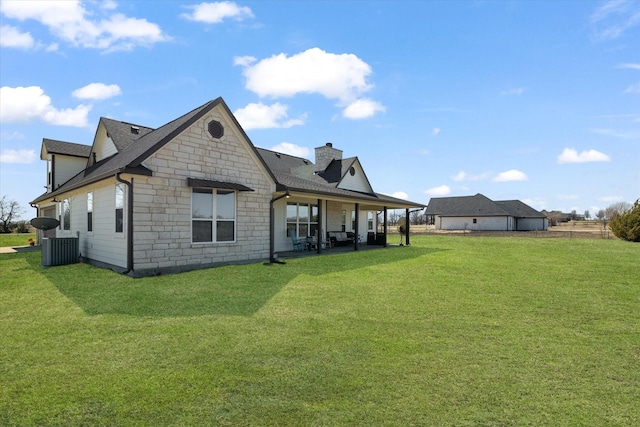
42, 237, 79, 267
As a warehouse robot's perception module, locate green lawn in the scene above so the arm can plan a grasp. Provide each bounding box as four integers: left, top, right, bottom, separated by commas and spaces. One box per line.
1, 235, 638, 426
0, 233, 36, 248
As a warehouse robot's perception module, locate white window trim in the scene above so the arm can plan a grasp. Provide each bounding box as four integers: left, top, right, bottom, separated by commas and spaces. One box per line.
115, 183, 125, 236
191, 188, 237, 244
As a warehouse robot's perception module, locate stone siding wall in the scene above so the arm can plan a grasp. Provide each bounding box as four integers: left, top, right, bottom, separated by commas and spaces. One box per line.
131, 107, 272, 274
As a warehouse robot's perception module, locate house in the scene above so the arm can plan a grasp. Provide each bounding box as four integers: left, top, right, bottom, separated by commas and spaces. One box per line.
425, 193, 547, 231
31, 97, 424, 276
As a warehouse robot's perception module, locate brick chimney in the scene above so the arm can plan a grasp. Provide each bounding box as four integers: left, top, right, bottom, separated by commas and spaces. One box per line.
314, 142, 343, 171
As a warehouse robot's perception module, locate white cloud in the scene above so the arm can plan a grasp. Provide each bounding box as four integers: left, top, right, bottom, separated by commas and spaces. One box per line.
0, 86, 91, 127
501, 87, 525, 96
342, 98, 385, 120
493, 169, 528, 182
424, 185, 451, 196
0, 149, 37, 164
624, 82, 640, 93
432, 127, 441, 136
181, 1, 254, 23
589, 0, 640, 41
0, 0, 169, 52
557, 148, 611, 164
452, 171, 492, 182
233, 55, 256, 67
589, 127, 640, 139
392, 191, 409, 200
269, 142, 310, 158
237, 48, 373, 100
72, 83, 121, 100
234, 102, 305, 130
235, 47, 384, 119
0, 24, 34, 48
617, 63, 640, 70
600, 195, 624, 203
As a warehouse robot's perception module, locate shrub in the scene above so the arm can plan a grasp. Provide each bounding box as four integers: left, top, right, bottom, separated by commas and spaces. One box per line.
609, 199, 640, 242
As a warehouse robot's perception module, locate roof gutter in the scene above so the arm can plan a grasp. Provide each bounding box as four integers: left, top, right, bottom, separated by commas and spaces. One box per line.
115, 172, 134, 274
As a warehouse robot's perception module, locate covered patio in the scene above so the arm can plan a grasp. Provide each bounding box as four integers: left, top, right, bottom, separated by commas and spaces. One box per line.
275, 237, 405, 260
258, 142, 425, 263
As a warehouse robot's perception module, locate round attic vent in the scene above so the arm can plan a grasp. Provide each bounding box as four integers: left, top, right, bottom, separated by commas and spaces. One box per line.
349, 166, 356, 176
208, 120, 224, 139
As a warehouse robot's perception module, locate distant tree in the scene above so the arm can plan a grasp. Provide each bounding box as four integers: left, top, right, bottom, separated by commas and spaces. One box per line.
571, 209, 578, 220
546, 211, 562, 226
596, 210, 605, 221
605, 202, 632, 221
410, 209, 424, 225
584, 210, 591, 220
0, 196, 25, 233
609, 199, 640, 242
388, 211, 399, 226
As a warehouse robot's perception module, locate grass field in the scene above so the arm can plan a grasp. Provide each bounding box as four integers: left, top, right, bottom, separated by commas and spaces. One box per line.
1, 235, 638, 426
0, 233, 36, 248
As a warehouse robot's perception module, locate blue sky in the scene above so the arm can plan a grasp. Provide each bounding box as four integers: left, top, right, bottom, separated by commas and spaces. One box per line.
1, 0, 638, 219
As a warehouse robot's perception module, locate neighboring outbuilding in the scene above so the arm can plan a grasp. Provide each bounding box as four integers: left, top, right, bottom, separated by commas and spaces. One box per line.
425, 193, 548, 231
30, 97, 424, 276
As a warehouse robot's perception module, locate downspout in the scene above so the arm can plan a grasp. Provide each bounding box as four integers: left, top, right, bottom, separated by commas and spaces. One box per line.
115, 172, 134, 274
383, 207, 388, 247
269, 189, 290, 264
316, 198, 322, 254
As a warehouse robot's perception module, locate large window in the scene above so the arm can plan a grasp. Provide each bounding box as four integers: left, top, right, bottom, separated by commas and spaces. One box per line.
367, 211, 374, 231
62, 198, 70, 230
87, 192, 93, 232
287, 202, 318, 239
192, 188, 236, 243
115, 183, 124, 233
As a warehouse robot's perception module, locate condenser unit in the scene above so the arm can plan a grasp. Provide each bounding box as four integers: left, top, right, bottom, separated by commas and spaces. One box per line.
42, 237, 79, 267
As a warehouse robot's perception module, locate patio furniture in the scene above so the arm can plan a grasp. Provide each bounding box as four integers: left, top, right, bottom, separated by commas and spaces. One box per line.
327, 231, 354, 247
290, 232, 306, 252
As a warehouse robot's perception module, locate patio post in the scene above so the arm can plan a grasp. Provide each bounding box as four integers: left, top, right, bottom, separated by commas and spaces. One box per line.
383, 207, 388, 247
405, 208, 410, 246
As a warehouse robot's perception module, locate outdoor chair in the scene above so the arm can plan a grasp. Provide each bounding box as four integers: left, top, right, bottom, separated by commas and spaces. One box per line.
290, 232, 306, 252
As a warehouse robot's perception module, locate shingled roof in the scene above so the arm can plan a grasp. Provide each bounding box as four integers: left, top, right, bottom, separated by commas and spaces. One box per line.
495, 200, 547, 218
100, 118, 154, 151
426, 193, 544, 218
255, 147, 423, 208
32, 98, 234, 204
42, 139, 92, 159
32, 97, 423, 209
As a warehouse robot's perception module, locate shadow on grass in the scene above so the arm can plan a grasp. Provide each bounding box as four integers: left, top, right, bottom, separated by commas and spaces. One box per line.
6, 246, 446, 318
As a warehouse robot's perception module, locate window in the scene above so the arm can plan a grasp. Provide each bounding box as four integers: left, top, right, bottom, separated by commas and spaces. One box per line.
62, 198, 70, 230
367, 212, 374, 231
208, 120, 224, 139
47, 158, 52, 191
286, 202, 318, 238
473, 218, 477, 224
115, 183, 124, 233
192, 188, 236, 243
341, 210, 346, 232
87, 192, 93, 232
